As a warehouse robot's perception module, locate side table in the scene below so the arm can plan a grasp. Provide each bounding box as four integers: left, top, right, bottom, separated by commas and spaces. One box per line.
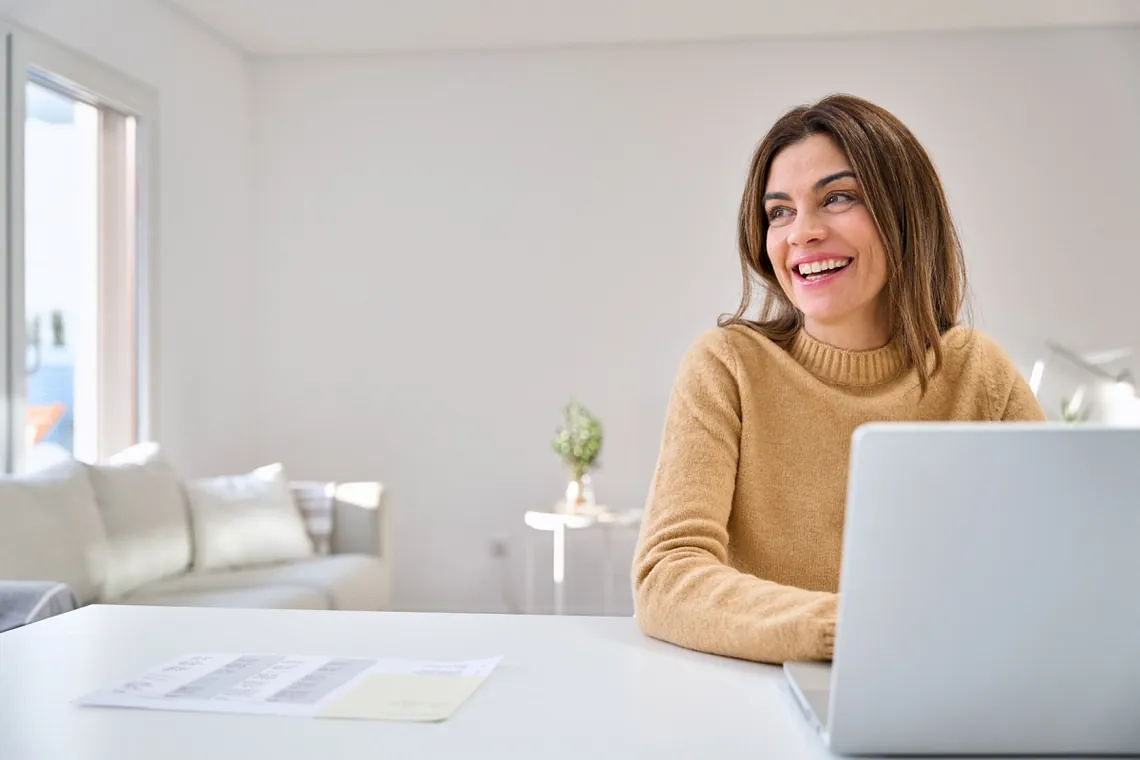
523, 507, 643, 615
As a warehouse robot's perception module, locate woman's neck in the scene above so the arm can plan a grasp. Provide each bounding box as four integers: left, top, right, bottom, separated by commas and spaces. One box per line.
802, 318, 891, 352
802, 297, 892, 351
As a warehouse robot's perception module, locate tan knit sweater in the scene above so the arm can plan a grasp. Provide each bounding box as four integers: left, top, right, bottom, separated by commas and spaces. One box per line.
632, 324, 1045, 664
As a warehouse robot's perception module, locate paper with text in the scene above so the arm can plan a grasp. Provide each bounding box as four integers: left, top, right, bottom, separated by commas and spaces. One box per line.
76, 653, 502, 722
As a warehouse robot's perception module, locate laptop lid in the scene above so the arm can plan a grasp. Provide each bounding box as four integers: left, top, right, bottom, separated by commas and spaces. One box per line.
827, 423, 1140, 756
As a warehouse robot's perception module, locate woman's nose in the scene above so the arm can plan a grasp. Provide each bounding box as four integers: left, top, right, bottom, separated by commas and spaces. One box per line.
786, 208, 826, 249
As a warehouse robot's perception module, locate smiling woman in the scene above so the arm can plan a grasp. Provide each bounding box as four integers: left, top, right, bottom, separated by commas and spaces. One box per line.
731, 94, 971, 388
762, 149, 887, 350
630, 93, 1046, 665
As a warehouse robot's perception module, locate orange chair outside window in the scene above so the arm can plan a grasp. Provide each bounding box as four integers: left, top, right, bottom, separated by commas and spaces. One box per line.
26, 402, 65, 445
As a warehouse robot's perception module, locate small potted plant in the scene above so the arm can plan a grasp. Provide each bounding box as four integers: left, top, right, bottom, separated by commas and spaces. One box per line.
551, 398, 603, 513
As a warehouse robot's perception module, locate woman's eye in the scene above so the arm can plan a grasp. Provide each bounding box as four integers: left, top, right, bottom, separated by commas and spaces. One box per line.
825, 192, 856, 207
767, 206, 792, 224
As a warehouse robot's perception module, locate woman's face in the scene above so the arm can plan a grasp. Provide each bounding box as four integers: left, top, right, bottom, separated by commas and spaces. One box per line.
763, 134, 890, 349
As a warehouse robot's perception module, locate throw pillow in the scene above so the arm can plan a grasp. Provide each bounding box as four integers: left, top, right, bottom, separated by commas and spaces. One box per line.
185, 463, 315, 571
0, 459, 110, 604
86, 442, 193, 599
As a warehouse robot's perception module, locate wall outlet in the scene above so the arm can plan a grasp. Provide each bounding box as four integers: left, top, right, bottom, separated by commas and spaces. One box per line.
489, 537, 508, 558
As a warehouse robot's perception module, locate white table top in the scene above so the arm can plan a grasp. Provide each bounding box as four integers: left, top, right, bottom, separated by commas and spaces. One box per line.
524, 507, 642, 530
0, 605, 1082, 760
0, 604, 837, 760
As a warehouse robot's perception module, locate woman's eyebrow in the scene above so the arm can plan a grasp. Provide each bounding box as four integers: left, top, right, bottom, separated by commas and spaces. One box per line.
762, 170, 857, 203
815, 170, 856, 189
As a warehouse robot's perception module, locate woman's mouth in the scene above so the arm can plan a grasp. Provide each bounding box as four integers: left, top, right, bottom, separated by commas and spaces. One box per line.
793, 257, 853, 284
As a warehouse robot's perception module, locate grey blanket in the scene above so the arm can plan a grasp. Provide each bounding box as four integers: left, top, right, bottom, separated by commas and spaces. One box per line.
0, 581, 79, 633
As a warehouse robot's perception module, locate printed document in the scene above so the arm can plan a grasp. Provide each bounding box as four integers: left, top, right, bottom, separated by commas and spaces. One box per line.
76, 653, 502, 722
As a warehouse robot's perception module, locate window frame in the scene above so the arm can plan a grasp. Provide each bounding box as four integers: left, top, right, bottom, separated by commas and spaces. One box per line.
4, 22, 159, 472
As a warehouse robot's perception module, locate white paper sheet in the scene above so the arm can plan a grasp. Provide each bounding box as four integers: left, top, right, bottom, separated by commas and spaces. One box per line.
76, 653, 502, 721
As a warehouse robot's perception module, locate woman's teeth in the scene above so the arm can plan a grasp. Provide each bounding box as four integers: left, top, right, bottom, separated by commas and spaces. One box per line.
797, 258, 851, 281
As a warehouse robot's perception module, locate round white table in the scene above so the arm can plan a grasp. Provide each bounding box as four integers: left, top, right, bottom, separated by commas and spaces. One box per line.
523, 507, 642, 615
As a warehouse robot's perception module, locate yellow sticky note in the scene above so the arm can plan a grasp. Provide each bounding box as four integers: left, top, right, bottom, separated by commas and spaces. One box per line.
317, 674, 487, 722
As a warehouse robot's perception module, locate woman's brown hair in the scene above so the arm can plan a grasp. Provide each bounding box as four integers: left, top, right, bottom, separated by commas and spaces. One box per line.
721, 93, 969, 392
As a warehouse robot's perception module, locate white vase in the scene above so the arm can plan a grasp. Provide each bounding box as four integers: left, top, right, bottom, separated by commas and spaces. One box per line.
561, 472, 595, 514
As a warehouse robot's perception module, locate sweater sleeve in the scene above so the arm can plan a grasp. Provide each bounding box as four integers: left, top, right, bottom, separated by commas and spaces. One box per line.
632, 330, 837, 664
1000, 373, 1047, 421
982, 339, 1047, 421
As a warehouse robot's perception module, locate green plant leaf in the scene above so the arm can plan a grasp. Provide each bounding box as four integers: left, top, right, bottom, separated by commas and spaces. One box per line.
552, 398, 603, 476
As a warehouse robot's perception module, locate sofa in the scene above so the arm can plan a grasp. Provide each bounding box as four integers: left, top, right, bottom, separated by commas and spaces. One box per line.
0, 443, 391, 615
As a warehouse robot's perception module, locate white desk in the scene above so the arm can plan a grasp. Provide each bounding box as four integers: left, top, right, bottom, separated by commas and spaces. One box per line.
0, 605, 1085, 760
0, 605, 834, 759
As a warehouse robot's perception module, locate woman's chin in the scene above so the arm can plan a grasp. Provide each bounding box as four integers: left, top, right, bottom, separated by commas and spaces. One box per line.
797, 301, 852, 327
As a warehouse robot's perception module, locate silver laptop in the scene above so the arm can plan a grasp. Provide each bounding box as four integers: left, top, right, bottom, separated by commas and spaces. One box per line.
785, 423, 1140, 756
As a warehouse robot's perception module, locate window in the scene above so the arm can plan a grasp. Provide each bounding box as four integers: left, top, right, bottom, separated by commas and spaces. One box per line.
1, 24, 157, 473
24, 82, 100, 466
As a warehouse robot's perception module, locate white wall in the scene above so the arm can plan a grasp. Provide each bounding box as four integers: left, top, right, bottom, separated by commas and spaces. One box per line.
252, 25, 1140, 614
0, 0, 256, 476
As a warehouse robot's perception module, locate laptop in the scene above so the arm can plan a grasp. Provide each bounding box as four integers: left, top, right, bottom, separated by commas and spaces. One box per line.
784, 422, 1140, 756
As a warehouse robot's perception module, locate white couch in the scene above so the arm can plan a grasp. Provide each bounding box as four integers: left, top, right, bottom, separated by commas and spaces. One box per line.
0, 444, 391, 612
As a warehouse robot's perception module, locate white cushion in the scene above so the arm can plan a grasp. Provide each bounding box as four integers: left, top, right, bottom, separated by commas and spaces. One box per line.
119, 554, 388, 611
185, 463, 315, 571
237, 554, 389, 610
118, 585, 329, 610
86, 443, 192, 599
0, 460, 109, 604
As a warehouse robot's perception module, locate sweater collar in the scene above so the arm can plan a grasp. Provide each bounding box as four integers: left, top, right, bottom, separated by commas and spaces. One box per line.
788, 329, 904, 387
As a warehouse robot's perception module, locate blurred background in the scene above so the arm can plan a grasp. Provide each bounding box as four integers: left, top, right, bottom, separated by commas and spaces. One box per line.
2, 0, 1138, 618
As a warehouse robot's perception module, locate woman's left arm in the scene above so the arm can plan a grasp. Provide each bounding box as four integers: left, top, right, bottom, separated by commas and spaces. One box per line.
1001, 379, 1046, 421
976, 333, 1047, 422
997, 365, 1047, 421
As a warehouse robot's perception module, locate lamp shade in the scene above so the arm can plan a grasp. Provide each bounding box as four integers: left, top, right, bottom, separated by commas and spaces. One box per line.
1085, 379, 1140, 426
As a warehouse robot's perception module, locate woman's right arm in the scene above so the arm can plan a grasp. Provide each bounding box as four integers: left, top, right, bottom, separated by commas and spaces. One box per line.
632, 329, 837, 665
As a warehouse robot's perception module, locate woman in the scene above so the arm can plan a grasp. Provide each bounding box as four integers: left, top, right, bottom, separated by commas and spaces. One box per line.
631, 93, 1045, 665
